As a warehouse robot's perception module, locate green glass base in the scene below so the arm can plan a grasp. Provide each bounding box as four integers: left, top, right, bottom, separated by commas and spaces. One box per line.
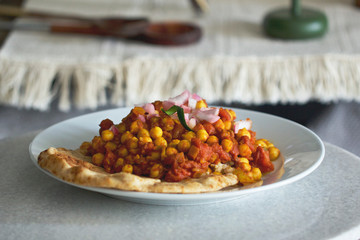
263, 8, 328, 39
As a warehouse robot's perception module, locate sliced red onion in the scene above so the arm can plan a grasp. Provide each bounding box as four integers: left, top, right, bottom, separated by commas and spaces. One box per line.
195, 108, 220, 123
137, 114, 146, 123
188, 118, 197, 129
191, 93, 202, 101
142, 103, 155, 114
234, 119, 252, 133
110, 125, 120, 135
188, 98, 197, 109
168, 90, 191, 106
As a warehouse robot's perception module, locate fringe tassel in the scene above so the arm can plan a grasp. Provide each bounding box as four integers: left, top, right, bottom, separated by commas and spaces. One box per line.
0, 55, 359, 111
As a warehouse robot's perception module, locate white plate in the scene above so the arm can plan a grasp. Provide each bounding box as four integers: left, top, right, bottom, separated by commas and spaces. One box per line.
29, 107, 325, 205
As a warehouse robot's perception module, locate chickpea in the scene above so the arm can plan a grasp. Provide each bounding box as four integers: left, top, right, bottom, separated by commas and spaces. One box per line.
154, 137, 167, 148
269, 147, 280, 161
252, 167, 262, 181
221, 139, 233, 152
224, 121, 232, 130
122, 164, 133, 173
127, 137, 139, 149
162, 118, 175, 131
177, 139, 191, 152
237, 128, 251, 139
121, 131, 133, 144
150, 164, 163, 178
169, 139, 181, 148
239, 144, 252, 157
228, 109, 237, 120
118, 146, 128, 157
255, 139, 268, 148
182, 131, 196, 141
114, 158, 124, 169
150, 126, 163, 139
92, 153, 104, 166
214, 119, 225, 130
117, 123, 126, 133
101, 129, 114, 142
130, 120, 142, 134
196, 100, 207, 109
206, 135, 219, 145
137, 128, 150, 138
104, 142, 117, 151
139, 136, 152, 144
166, 147, 178, 156
147, 151, 161, 161
196, 129, 209, 142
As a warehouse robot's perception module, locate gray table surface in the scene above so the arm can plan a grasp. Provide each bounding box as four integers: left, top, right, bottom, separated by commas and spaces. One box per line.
1, 132, 360, 240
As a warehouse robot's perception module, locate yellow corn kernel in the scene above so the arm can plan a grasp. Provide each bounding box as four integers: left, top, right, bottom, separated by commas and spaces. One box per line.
177, 139, 191, 152
150, 164, 163, 178
150, 126, 163, 139
104, 142, 117, 151
169, 139, 181, 148
239, 144, 252, 157
206, 135, 219, 145
117, 123, 126, 133
101, 129, 114, 142
269, 147, 280, 161
221, 139, 233, 152
139, 136, 153, 144
137, 128, 150, 138
166, 147, 178, 156
130, 120, 142, 134
214, 119, 225, 130
196, 129, 209, 142
196, 100, 207, 109
114, 157, 124, 169
228, 109, 237, 121
121, 131, 133, 144
213, 171, 222, 175
118, 146, 128, 157
182, 131, 196, 141
92, 153, 104, 166
237, 128, 251, 139
224, 121, 232, 130
154, 137, 167, 147
255, 139, 268, 148
122, 164, 133, 173
252, 167, 262, 181
127, 137, 139, 149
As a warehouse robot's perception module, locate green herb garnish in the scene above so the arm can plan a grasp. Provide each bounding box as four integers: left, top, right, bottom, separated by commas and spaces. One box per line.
161, 106, 193, 131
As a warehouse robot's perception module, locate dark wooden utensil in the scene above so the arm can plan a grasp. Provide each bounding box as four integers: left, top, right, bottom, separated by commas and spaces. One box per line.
0, 5, 202, 45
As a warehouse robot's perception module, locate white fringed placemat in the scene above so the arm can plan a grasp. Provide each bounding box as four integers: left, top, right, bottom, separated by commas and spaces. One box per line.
0, 0, 360, 111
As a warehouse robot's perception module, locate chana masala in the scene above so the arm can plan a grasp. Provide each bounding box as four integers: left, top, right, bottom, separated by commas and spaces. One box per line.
79, 91, 280, 185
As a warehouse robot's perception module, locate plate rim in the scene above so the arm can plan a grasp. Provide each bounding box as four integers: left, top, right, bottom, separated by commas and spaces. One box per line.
29, 107, 325, 203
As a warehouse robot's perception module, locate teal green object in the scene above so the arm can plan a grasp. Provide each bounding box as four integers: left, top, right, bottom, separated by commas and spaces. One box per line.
263, 0, 328, 39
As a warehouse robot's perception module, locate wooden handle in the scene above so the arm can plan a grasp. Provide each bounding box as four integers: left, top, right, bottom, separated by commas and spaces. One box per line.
0, 5, 27, 17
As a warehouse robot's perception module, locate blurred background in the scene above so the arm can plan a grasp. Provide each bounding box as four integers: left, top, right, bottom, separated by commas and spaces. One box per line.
0, 0, 360, 155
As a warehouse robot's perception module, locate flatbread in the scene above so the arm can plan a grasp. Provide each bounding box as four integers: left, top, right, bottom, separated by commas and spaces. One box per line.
38, 147, 239, 193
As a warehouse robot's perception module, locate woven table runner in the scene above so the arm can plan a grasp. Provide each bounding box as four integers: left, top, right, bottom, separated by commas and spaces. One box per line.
0, 0, 359, 111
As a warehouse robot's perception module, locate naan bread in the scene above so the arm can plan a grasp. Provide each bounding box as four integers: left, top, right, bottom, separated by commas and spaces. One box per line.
38, 147, 239, 193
